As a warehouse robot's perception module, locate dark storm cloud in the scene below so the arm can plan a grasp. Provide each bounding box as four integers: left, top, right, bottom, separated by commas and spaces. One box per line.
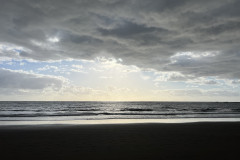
0, 69, 63, 90
98, 21, 169, 38
1, 0, 240, 79
196, 21, 240, 36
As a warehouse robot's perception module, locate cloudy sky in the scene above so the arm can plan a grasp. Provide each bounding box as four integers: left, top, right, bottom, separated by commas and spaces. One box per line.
1, 0, 240, 101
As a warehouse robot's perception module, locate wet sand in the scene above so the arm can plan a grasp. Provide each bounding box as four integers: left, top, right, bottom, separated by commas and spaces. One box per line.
0, 122, 240, 160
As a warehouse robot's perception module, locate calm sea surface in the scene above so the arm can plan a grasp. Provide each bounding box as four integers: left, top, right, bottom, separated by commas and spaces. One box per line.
0, 101, 240, 122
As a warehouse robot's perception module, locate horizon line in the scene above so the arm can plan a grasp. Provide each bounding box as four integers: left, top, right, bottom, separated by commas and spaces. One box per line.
0, 100, 239, 103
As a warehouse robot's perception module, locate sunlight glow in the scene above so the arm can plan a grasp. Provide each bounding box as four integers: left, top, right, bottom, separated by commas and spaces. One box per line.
47, 37, 60, 43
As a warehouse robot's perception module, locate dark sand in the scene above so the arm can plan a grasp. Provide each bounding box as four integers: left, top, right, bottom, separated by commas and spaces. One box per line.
0, 122, 240, 160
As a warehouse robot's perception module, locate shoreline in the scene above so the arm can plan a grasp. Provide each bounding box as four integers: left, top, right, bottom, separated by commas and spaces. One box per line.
1, 117, 240, 126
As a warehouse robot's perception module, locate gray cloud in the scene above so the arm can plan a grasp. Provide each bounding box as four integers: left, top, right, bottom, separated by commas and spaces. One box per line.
1, 0, 240, 80
98, 20, 169, 38
0, 69, 63, 90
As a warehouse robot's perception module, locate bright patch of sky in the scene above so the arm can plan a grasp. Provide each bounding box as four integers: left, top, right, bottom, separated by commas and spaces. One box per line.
0, 40, 239, 101
1, 54, 240, 101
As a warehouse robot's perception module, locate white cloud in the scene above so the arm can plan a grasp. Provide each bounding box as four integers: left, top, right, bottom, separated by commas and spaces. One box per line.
170, 51, 219, 62
47, 37, 60, 43
38, 65, 58, 71
70, 64, 86, 73
141, 75, 150, 80
232, 80, 240, 85
154, 72, 188, 82
72, 64, 83, 69
100, 76, 113, 79
0, 43, 31, 59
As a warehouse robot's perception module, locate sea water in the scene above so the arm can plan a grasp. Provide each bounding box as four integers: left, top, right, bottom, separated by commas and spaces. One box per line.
0, 101, 240, 124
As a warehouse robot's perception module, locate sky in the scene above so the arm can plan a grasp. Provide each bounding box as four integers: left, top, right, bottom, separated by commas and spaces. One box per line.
0, 0, 240, 101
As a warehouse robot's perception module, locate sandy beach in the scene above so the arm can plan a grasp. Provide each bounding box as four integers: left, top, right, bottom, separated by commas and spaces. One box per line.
0, 122, 240, 160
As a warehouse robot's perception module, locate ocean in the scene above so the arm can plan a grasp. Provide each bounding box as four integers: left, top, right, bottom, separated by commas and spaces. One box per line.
1, 101, 240, 124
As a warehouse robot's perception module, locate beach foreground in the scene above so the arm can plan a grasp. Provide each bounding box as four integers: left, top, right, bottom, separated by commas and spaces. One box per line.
0, 122, 240, 160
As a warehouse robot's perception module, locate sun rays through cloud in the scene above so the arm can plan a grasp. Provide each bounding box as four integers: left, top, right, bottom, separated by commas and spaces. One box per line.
0, 0, 240, 101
